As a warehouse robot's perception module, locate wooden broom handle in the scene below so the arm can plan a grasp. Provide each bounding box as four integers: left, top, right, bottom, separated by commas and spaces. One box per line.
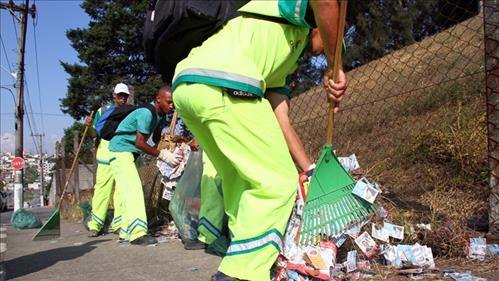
57, 110, 94, 209
326, 0, 348, 145
168, 111, 178, 139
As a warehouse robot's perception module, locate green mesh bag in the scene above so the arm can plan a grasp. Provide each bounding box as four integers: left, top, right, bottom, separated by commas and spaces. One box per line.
11, 208, 42, 229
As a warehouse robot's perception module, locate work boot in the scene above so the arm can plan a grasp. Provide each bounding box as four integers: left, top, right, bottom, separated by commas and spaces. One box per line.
88, 230, 102, 238
117, 237, 129, 243
183, 238, 206, 250
211, 271, 242, 281
130, 235, 158, 246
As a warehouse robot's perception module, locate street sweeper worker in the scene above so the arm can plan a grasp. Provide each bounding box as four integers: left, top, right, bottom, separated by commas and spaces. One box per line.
85, 82, 132, 237
108, 85, 180, 246
171, 0, 347, 280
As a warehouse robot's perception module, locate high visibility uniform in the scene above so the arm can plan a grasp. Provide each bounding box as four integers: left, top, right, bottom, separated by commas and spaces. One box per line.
108, 105, 166, 241
197, 151, 224, 245
87, 106, 123, 235
172, 1, 312, 279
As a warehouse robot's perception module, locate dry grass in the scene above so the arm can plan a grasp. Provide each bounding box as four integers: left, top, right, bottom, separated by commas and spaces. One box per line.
291, 14, 489, 258
59, 190, 93, 222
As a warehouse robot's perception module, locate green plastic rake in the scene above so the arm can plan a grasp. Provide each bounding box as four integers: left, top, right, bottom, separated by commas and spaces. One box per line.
299, 145, 376, 245
299, 1, 376, 245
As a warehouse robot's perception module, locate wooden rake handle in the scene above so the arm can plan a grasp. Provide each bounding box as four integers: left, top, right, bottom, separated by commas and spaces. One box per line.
57, 110, 94, 209
326, 0, 348, 145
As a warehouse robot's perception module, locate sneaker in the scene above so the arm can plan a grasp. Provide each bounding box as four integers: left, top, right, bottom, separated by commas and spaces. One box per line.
88, 230, 102, 238
183, 239, 206, 250
117, 237, 129, 243
211, 271, 241, 281
130, 235, 158, 246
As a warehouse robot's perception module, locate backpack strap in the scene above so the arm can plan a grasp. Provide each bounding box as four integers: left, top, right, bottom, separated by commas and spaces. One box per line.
113, 103, 158, 137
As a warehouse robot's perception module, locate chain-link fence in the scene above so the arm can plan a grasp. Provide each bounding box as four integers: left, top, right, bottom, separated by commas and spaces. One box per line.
291, 1, 492, 240
484, 0, 499, 236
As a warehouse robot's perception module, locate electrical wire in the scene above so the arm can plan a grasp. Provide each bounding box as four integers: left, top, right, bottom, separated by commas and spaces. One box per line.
23, 100, 40, 155
32, 18, 45, 133
0, 36, 13, 73
0, 112, 67, 117
10, 12, 18, 40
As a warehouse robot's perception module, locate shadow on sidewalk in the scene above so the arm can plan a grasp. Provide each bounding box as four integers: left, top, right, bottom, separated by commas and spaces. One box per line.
4, 239, 110, 280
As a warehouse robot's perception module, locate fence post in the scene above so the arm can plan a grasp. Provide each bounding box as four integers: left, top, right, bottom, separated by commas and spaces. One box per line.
484, 0, 499, 238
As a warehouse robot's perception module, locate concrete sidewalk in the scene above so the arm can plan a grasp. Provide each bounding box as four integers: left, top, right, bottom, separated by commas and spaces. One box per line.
0, 207, 220, 281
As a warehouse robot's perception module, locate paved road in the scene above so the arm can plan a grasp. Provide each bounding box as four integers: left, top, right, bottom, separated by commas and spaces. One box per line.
0, 207, 220, 281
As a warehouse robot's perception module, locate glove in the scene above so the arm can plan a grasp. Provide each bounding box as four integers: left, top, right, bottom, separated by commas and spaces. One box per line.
299, 163, 316, 183
158, 149, 182, 166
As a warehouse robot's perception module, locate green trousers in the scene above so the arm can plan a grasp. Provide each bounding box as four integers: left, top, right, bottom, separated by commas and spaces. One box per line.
197, 151, 224, 245
173, 83, 297, 281
87, 140, 122, 233
109, 151, 148, 241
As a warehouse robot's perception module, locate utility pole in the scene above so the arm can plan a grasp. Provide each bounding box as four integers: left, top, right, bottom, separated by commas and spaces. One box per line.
32, 133, 44, 207
0, 0, 36, 211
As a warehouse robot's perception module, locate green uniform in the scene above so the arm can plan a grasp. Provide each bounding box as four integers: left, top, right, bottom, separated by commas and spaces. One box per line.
87, 105, 123, 234
172, 1, 311, 279
197, 152, 224, 245
109, 105, 166, 241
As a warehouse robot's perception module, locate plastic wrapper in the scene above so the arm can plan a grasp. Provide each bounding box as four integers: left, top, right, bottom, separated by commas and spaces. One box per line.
168, 150, 202, 241
467, 237, 487, 261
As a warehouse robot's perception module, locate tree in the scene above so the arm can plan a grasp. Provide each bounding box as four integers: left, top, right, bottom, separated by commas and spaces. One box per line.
24, 166, 39, 184
62, 1, 479, 100
62, 122, 95, 164
61, 0, 162, 120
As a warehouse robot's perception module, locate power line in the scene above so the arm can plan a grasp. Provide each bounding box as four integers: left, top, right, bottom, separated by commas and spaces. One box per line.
0, 112, 67, 117
24, 101, 40, 155
23, 77, 39, 134
32, 20, 44, 133
0, 36, 13, 73
11, 12, 19, 40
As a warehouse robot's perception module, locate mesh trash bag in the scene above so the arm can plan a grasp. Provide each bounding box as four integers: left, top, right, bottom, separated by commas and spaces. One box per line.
169, 150, 202, 241
10, 208, 42, 229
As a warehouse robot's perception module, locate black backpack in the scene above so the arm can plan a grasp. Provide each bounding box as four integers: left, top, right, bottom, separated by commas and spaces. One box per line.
143, 0, 250, 82
96, 103, 158, 141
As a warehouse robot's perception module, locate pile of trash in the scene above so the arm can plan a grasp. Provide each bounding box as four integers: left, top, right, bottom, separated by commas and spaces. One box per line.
157, 142, 192, 201
272, 154, 498, 281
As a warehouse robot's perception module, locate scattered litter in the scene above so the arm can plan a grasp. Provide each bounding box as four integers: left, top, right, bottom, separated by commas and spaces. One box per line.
415, 223, 432, 231
383, 222, 404, 240
486, 244, 499, 257
73, 242, 83, 246
346, 250, 357, 272
352, 177, 379, 204
372, 223, 389, 242
338, 154, 360, 172
189, 267, 199, 272
468, 237, 487, 261
354, 232, 379, 259
443, 270, 487, 281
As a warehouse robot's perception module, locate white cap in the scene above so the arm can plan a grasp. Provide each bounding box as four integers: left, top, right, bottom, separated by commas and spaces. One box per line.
113, 83, 130, 95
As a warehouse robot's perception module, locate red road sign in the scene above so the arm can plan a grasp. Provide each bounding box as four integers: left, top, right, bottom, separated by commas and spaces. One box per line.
12, 157, 25, 170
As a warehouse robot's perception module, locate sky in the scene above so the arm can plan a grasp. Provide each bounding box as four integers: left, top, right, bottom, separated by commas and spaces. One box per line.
0, 0, 90, 155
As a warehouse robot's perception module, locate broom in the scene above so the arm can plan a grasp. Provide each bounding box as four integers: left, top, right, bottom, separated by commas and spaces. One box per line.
33, 111, 94, 241
299, 1, 377, 245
